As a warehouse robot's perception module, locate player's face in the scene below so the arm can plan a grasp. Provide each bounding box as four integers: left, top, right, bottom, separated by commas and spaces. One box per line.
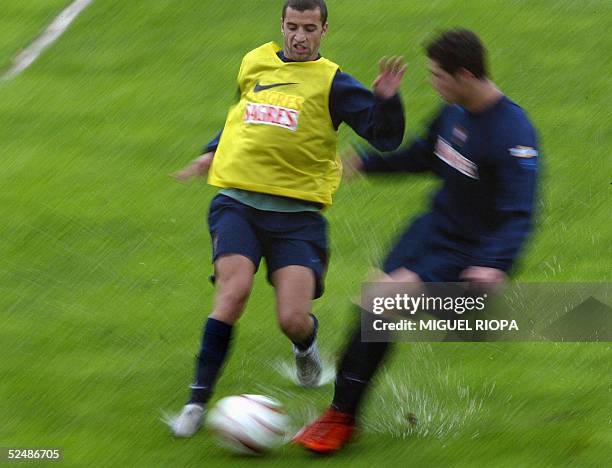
428, 59, 464, 104
281, 7, 327, 62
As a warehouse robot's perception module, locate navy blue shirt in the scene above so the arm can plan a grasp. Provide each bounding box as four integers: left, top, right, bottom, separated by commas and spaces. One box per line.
205, 51, 404, 153
360, 96, 539, 272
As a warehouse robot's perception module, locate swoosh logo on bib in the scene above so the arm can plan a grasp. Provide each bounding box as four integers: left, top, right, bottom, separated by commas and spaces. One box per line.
253, 81, 298, 92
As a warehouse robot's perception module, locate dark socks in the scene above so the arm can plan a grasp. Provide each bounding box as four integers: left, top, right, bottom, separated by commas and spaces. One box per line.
188, 317, 233, 404
331, 311, 393, 416
292, 313, 318, 352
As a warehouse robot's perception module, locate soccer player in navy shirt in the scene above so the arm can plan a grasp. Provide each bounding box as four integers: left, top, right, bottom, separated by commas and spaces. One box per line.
169, 0, 406, 438
295, 29, 540, 453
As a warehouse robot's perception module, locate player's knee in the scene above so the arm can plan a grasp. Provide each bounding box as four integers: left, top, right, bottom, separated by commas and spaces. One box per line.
388, 268, 422, 283
218, 286, 250, 309
213, 280, 252, 320
277, 310, 311, 339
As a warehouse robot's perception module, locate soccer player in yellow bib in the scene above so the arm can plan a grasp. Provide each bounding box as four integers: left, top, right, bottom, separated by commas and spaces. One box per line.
170, 0, 406, 438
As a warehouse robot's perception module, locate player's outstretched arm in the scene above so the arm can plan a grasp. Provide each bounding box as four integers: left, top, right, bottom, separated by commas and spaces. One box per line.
372, 56, 407, 99
172, 151, 215, 181
350, 107, 447, 175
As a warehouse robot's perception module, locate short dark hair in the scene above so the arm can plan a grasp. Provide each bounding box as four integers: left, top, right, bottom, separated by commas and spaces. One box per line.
282, 0, 328, 24
426, 29, 488, 79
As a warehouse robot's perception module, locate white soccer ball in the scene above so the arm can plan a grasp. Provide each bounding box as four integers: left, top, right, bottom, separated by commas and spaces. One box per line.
206, 394, 290, 455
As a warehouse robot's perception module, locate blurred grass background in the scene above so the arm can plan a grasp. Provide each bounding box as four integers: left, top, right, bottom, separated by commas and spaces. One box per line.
1, 0, 610, 466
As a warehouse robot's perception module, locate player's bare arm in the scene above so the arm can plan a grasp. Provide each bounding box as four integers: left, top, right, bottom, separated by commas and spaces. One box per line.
173, 151, 215, 181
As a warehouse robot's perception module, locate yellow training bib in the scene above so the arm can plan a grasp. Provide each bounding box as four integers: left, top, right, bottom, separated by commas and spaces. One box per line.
208, 42, 341, 206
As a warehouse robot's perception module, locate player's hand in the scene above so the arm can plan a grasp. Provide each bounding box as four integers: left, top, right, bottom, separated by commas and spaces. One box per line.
341, 147, 365, 181
373, 56, 407, 100
172, 151, 214, 181
460, 266, 506, 284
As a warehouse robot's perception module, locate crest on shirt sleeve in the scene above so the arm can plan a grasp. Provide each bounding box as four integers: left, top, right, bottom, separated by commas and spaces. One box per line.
509, 145, 538, 169
509, 146, 538, 158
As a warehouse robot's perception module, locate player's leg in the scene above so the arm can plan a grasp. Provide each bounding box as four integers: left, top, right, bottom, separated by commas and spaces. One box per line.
294, 216, 431, 452
271, 265, 321, 386
332, 267, 421, 412
172, 195, 261, 438
293, 267, 421, 452
173, 254, 256, 438
189, 254, 256, 404
262, 210, 328, 387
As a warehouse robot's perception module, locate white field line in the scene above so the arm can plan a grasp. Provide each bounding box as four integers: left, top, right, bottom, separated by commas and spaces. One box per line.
2, 0, 94, 80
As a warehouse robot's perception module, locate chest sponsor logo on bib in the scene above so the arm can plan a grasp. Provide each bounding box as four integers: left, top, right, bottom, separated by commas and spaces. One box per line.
244, 102, 299, 131
435, 137, 479, 179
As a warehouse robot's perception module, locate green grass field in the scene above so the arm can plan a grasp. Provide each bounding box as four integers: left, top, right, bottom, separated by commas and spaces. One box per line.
1, 1, 611, 466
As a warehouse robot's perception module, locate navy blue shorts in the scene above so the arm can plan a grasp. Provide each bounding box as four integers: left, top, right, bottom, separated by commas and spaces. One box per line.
383, 214, 470, 282
207, 194, 328, 299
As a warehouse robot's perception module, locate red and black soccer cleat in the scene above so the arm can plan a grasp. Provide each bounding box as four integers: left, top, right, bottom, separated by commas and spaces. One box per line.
293, 408, 356, 454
